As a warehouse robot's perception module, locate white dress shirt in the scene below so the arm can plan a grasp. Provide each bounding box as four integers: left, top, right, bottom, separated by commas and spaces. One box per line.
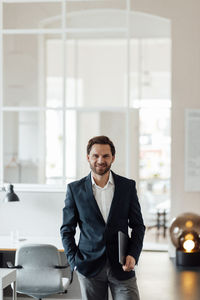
91, 172, 115, 222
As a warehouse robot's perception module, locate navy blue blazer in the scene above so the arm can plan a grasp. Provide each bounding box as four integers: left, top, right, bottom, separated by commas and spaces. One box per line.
60, 171, 145, 280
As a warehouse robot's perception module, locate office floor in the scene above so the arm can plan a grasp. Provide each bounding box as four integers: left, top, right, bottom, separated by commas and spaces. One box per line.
4, 251, 200, 300
137, 251, 200, 300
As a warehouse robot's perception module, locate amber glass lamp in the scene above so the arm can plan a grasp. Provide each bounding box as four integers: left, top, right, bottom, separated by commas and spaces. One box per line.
170, 213, 200, 266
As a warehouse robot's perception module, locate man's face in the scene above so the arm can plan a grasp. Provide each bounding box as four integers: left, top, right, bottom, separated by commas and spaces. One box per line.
87, 144, 115, 176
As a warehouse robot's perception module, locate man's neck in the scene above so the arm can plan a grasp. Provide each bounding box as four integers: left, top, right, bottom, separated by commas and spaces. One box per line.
92, 171, 110, 188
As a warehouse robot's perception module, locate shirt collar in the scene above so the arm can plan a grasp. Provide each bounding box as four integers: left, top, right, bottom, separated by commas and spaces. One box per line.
91, 171, 114, 188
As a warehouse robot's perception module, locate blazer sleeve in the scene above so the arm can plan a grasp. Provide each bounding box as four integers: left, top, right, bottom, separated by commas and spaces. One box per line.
60, 184, 78, 270
127, 180, 146, 264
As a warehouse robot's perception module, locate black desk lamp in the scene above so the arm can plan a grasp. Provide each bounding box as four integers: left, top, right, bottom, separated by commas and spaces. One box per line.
4, 184, 20, 202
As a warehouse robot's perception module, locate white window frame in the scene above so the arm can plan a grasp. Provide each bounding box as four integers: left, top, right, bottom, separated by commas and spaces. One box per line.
0, 0, 133, 191
0, 0, 171, 192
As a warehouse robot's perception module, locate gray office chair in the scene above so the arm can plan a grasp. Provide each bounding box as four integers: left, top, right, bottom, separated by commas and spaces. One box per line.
7, 244, 70, 300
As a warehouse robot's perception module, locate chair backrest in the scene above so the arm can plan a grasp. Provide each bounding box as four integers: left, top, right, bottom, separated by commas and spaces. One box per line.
15, 244, 64, 299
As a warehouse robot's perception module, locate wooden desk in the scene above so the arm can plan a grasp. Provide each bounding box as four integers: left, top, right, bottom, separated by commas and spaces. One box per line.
0, 236, 65, 252
0, 236, 64, 268
0, 233, 80, 267
0, 230, 80, 252
0, 269, 16, 300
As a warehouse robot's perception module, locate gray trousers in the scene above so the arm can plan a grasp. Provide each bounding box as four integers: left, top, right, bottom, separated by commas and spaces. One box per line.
76, 261, 140, 300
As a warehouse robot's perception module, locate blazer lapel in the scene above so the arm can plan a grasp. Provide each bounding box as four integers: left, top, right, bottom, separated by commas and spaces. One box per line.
85, 173, 105, 225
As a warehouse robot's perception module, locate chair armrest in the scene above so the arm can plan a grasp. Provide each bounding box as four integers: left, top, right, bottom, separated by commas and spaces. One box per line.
54, 264, 69, 269
7, 261, 23, 269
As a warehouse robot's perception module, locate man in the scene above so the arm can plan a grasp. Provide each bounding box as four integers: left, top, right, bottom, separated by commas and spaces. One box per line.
60, 136, 145, 300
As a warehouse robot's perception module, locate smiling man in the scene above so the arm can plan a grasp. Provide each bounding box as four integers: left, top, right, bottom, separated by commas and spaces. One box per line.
61, 135, 145, 300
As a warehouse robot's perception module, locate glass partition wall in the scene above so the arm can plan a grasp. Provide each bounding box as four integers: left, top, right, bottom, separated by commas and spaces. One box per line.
0, 0, 171, 247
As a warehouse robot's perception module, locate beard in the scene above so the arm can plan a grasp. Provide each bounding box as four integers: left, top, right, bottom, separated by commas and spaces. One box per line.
89, 162, 112, 176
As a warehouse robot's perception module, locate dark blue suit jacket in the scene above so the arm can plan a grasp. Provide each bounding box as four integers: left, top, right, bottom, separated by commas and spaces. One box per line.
60, 171, 145, 280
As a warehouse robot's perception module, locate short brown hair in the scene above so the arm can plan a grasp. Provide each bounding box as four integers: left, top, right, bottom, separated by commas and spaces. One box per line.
87, 136, 116, 156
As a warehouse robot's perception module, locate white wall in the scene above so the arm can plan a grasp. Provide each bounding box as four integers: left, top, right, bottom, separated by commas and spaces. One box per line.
0, 191, 65, 237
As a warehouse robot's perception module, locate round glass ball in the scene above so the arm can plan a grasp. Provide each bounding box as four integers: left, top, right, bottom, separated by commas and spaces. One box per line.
170, 212, 200, 249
